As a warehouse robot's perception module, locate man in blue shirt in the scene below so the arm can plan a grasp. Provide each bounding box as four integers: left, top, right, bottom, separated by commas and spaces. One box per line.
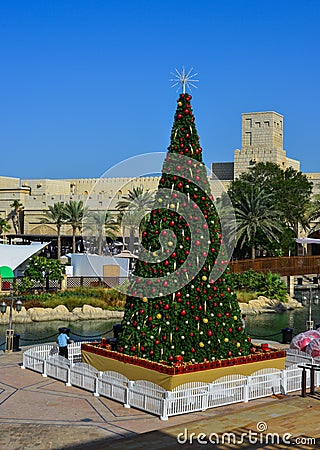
57, 329, 70, 359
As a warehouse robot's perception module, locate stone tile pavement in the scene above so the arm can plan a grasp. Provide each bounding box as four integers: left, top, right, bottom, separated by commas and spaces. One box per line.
0, 350, 319, 449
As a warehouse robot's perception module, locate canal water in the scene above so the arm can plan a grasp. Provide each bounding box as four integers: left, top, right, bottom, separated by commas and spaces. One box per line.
1, 302, 320, 349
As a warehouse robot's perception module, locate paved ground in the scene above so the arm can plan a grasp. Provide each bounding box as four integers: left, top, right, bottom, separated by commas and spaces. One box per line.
0, 348, 319, 449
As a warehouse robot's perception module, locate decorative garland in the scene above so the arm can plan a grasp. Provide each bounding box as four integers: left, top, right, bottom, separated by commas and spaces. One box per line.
81, 342, 285, 376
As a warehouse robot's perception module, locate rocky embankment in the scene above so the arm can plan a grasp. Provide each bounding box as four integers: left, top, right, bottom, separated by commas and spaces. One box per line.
239, 295, 303, 315
0, 304, 124, 325
0, 296, 303, 325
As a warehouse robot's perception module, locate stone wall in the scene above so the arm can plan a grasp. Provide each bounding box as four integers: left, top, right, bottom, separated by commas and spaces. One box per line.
0, 305, 124, 324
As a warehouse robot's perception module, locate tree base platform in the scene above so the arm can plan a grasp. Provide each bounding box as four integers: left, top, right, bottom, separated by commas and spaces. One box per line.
81, 343, 286, 390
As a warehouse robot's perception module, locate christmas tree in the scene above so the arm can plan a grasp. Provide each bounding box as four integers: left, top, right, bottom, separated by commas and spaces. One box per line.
117, 78, 251, 363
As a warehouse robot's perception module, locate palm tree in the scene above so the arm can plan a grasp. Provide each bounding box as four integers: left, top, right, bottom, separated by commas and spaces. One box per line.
116, 186, 154, 252
0, 218, 11, 241
7, 200, 23, 234
234, 186, 283, 259
64, 200, 86, 253
83, 211, 119, 255
41, 202, 66, 259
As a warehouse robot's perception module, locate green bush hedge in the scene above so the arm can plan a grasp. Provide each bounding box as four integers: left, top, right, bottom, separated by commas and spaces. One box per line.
232, 269, 288, 302
18, 287, 126, 311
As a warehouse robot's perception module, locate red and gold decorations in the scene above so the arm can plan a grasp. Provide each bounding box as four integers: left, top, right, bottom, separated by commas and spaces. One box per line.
116, 90, 251, 364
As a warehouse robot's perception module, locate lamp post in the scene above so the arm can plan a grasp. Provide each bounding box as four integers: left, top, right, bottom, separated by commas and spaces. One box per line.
0, 291, 22, 352
302, 286, 319, 331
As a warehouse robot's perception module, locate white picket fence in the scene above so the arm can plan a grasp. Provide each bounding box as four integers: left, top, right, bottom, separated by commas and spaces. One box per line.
22, 344, 320, 420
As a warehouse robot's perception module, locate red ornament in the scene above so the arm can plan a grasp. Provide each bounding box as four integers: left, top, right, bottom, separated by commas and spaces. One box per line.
180, 310, 187, 316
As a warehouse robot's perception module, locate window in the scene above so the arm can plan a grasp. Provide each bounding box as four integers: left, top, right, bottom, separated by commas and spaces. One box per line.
245, 118, 252, 128
255, 122, 261, 127
244, 132, 252, 146
264, 121, 270, 127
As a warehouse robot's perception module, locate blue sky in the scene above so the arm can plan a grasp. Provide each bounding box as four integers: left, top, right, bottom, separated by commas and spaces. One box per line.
1, 0, 319, 179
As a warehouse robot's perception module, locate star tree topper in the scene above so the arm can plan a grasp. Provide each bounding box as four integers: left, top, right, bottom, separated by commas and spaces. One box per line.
170, 67, 199, 94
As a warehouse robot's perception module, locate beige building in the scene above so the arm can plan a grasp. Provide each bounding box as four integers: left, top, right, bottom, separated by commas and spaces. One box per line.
235, 111, 300, 176
1, 110, 319, 248
212, 111, 320, 197
0, 176, 160, 242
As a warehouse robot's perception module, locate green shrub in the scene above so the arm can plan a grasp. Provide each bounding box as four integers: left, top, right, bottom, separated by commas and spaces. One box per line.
231, 270, 288, 302
256, 271, 288, 302
20, 287, 126, 311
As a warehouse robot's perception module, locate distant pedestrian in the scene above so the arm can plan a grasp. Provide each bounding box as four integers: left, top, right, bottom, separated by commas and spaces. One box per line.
57, 329, 70, 359
241, 314, 247, 328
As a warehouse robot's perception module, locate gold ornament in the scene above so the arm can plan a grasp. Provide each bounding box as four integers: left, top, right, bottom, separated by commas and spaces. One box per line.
234, 316, 238, 320
202, 276, 207, 281
236, 342, 240, 347
203, 318, 208, 323
168, 241, 173, 247
156, 313, 162, 319
142, 297, 148, 303
224, 338, 229, 343
199, 342, 204, 347
178, 101, 182, 106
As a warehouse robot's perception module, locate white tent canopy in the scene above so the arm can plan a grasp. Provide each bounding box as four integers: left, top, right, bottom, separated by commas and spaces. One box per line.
0, 242, 50, 271
295, 237, 320, 245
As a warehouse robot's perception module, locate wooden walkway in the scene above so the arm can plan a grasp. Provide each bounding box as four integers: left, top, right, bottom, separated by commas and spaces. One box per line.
230, 255, 320, 277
